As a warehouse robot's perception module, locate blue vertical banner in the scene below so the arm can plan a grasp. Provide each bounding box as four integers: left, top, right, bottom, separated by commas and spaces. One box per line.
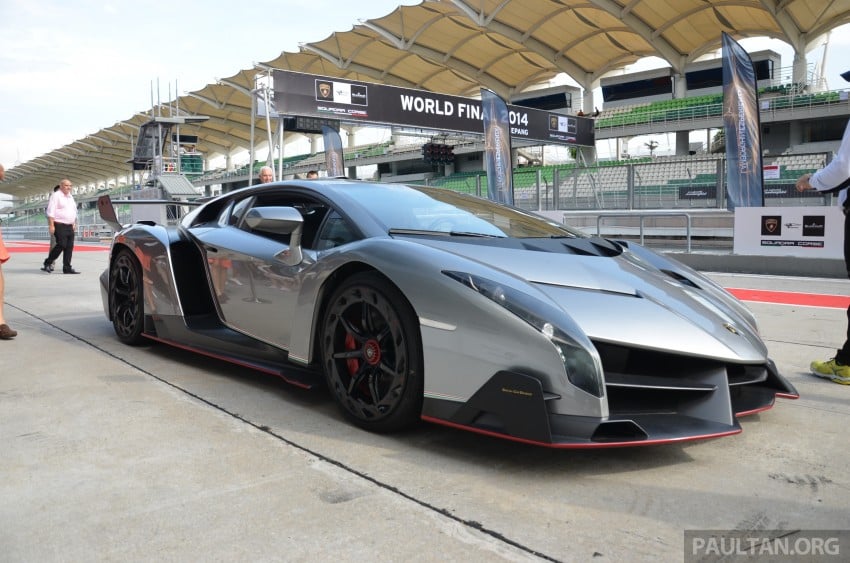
322, 124, 345, 177
722, 31, 764, 209
480, 88, 513, 205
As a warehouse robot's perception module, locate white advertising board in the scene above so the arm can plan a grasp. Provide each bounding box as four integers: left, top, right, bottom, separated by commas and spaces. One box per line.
733, 206, 844, 259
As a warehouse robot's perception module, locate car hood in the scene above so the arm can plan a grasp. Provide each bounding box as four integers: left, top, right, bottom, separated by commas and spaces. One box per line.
406, 236, 767, 362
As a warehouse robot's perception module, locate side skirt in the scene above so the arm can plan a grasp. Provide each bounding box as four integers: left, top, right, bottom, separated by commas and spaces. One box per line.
142, 314, 319, 389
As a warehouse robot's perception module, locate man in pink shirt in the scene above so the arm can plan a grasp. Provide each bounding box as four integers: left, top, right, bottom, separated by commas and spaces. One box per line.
42, 178, 80, 274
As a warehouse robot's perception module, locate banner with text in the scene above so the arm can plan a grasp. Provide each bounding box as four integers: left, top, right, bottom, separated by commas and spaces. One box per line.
481, 89, 513, 204
722, 32, 764, 210
733, 206, 843, 259
322, 125, 345, 177
273, 70, 594, 147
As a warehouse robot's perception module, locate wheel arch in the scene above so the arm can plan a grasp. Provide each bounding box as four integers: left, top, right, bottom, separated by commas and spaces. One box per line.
309, 262, 422, 368
106, 225, 199, 320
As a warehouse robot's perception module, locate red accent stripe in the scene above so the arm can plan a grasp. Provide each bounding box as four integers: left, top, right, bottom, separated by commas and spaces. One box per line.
142, 333, 313, 389
726, 288, 850, 309
420, 415, 742, 448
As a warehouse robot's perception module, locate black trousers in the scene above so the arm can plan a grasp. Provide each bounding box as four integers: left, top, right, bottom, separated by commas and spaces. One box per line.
837, 211, 850, 362
45, 223, 75, 272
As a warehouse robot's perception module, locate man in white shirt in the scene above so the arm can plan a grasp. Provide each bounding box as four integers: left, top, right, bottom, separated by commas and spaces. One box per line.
796, 68, 850, 384
42, 178, 80, 274
258, 166, 274, 184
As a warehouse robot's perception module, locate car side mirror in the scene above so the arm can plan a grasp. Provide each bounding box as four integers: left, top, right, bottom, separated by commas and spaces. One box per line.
244, 206, 304, 265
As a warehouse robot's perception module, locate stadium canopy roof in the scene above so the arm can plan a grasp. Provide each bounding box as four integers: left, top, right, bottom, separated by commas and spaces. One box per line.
3, 0, 849, 201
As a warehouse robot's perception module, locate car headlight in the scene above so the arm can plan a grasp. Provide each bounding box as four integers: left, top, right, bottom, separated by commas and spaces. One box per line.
444, 271, 604, 397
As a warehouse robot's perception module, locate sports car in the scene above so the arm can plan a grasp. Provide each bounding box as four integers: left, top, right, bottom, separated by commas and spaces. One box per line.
97, 179, 798, 448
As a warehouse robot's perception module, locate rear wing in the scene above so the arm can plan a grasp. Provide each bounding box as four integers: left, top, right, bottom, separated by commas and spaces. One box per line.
97, 194, 207, 232
96, 195, 124, 233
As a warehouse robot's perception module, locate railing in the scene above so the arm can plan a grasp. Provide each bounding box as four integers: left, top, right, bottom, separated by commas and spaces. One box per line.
596, 88, 850, 132
1, 222, 113, 241
593, 212, 694, 252
2, 207, 115, 229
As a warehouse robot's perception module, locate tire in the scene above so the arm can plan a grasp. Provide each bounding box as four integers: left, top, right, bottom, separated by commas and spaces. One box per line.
110, 249, 146, 345
320, 272, 423, 433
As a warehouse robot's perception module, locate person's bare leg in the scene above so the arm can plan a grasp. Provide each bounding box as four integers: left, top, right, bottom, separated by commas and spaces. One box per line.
0, 265, 6, 325
0, 264, 15, 338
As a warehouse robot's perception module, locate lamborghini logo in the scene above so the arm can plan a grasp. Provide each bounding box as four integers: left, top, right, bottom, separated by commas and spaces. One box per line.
318, 83, 331, 98
764, 218, 778, 233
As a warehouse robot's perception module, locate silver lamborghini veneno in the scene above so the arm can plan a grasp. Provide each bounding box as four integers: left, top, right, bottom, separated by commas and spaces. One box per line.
97, 179, 797, 448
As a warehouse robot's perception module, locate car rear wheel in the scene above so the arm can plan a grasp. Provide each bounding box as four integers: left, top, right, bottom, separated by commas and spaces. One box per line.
111, 249, 145, 345
321, 272, 423, 433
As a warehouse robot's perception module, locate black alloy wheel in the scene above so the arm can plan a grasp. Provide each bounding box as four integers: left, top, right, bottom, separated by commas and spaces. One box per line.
110, 249, 145, 345
321, 272, 423, 433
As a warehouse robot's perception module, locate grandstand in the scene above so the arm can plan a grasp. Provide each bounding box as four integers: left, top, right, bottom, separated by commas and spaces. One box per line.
595, 89, 845, 132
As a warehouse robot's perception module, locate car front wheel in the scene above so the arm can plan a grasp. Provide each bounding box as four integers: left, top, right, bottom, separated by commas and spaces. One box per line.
321, 272, 423, 433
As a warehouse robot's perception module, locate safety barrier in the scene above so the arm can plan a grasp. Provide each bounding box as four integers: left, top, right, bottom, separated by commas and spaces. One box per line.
0, 224, 113, 241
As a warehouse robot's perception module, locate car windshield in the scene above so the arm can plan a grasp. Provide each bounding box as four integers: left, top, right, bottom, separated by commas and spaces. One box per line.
354, 184, 585, 239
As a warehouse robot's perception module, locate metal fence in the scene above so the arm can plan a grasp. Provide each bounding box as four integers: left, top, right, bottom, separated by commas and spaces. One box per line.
0, 205, 128, 241
3, 154, 836, 251
428, 153, 836, 213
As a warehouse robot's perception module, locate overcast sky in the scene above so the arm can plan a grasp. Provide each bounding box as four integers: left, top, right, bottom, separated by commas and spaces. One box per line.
0, 1, 848, 170
0, 0, 415, 168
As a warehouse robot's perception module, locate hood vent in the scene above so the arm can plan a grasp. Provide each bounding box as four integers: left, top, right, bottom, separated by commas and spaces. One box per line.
519, 236, 623, 257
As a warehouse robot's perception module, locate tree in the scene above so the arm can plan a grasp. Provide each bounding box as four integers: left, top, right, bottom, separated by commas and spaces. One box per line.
644, 139, 659, 156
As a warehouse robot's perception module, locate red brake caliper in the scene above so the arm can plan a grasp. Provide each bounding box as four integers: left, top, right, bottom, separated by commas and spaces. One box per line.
345, 332, 359, 374
345, 333, 381, 375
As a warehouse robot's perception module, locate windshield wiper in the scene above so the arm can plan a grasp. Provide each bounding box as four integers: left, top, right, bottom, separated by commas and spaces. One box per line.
388, 228, 503, 238
449, 230, 504, 238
